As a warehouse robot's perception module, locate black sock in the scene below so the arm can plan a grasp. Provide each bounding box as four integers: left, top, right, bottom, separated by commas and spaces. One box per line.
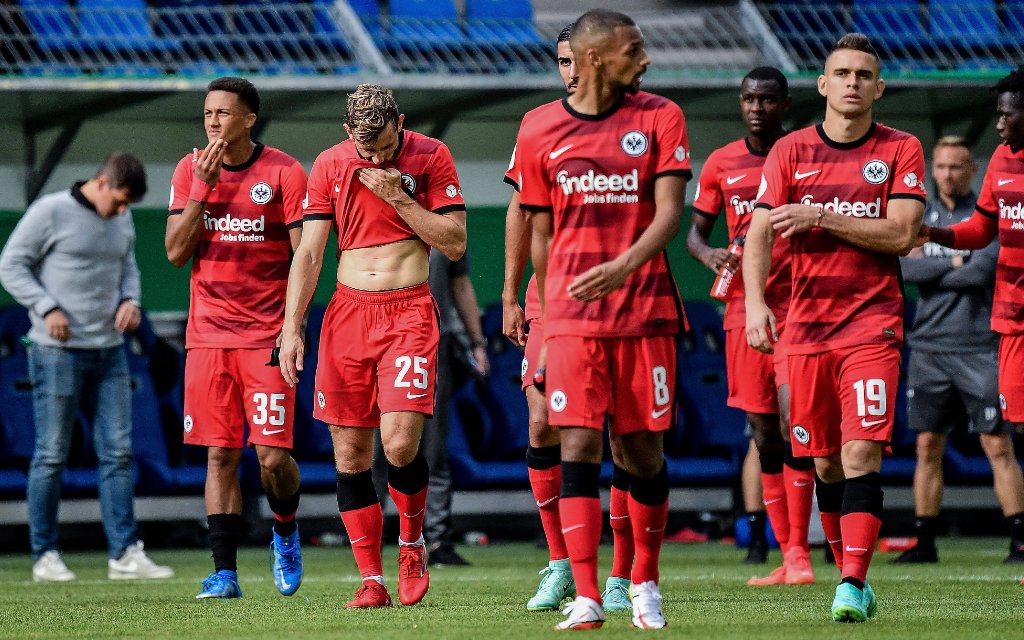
840, 576, 865, 590
748, 511, 767, 544
915, 515, 939, 549
1008, 512, 1024, 545
208, 513, 244, 573
388, 452, 429, 496
268, 490, 300, 537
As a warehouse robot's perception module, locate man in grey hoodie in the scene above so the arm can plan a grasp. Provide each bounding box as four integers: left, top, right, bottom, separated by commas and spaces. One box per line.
0, 152, 173, 582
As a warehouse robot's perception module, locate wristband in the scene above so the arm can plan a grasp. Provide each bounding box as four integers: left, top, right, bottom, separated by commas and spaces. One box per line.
814, 209, 825, 227
189, 178, 214, 203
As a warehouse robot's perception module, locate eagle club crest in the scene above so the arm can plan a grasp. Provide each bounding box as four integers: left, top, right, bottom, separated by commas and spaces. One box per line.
862, 160, 889, 185
620, 130, 649, 157
401, 173, 417, 195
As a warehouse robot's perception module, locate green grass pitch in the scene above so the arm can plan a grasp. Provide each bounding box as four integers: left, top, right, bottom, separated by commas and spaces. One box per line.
1, 538, 1022, 639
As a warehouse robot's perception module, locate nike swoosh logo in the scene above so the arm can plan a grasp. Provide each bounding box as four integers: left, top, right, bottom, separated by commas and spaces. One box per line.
764, 498, 783, 505
277, 567, 291, 590
403, 508, 424, 519
651, 407, 670, 419
335, 185, 341, 192
795, 169, 821, 180
827, 539, 841, 545
262, 428, 285, 436
794, 479, 813, 487
999, 178, 1015, 186
609, 515, 629, 520
350, 535, 367, 544
845, 546, 868, 553
549, 144, 573, 160
407, 392, 428, 399
561, 524, 585, 534
644, 527, 665, 533
726, 174, 746, 185
860, 417, 886, 427
536, 497, 557, 508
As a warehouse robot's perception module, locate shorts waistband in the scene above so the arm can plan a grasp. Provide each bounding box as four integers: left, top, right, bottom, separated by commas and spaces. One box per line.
335, 281, 431, 305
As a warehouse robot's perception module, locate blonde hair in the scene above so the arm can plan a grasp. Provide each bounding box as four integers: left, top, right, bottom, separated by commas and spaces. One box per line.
933, 135, 971, 154
346, 84, 400, 144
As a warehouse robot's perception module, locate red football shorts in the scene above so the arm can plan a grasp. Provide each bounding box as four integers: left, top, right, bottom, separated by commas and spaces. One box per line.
999, 333, 1024, 423
725, 328, 788, 414
788, 343, 900, 457
314, 282, 439, 427
184, 347, 296, 449
544, 335, 676, 434
521, 317, 544, 391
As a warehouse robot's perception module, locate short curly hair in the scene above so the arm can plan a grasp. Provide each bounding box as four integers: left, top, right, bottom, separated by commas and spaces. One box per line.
345, 84, 400, 144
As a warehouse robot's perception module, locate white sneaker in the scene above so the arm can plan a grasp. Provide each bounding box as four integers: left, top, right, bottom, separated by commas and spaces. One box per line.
108, 541, 175, 580
630, 580, 667, 629
555, 595, 605, 630
32, 550, 76, 582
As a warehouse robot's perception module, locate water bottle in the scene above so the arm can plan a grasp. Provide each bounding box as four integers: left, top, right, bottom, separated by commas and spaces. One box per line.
710, 238, 745, 301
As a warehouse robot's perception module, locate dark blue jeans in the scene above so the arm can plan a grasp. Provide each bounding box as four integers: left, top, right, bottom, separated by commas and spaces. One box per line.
27, 345, 137, 559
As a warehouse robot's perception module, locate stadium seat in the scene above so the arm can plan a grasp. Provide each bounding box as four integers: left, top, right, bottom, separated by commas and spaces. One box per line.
464, 0, 546, 67
928, 0, 1002, 49
768, 1, 847, 63
18, 0, 77, 52
852, 0, 929, 58
77, 0, 180, 56
387, 0, 466, 69
309, 0, 359, 73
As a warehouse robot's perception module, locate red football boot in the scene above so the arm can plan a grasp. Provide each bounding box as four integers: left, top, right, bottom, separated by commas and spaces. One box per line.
397, 543, 430, 605
345, 582, 393, 608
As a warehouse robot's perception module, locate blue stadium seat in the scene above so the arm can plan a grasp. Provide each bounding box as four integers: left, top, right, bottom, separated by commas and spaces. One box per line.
769, 1, 847, 62
77, 0, 181, 55
388, 0, 465, 51
852, 0, 929, 55
17, 0, 78, 53
464, 0, 545, 47
347, 0, 383, 39
310, 0, 359, 73
928, 0, 1002, 49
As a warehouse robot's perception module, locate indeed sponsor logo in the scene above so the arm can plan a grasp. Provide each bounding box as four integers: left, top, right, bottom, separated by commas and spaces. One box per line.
800, 195, 881, 218
557, 169, 638, 196
557, 169, 640, 205
999, 199, 1024, 230
204, 212, 266, 233
730, 195, 754, 215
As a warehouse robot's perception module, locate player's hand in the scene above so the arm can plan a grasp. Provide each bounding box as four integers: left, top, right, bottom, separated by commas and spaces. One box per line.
114, 300, 141, 333
745, 301, 778, 354
278, 327, 305, 387
358, 167, 407, 207
701, 247, 736, 273
914, 224, 931, 248
193, 139, 227, 186
44, 308, 70, 343
502, 300, 527, 346
769, 204, 821, 238
472, 345, 490, 376
568, 258, 629, 301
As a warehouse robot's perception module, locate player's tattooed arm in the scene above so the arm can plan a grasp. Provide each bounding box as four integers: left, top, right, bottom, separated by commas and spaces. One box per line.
568, 174, 686, 301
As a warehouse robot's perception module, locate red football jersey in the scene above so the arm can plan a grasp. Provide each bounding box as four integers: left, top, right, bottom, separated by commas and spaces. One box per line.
303, 129, 465, 253
755, 123, 926, 354
692, 137, 792, 331
516, 93, 692, 338
169, 144, 307, 349
960, 143, 1024, 335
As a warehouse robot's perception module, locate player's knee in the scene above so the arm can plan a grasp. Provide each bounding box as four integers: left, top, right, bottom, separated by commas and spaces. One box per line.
207, 447, 241, 473
915, 432, 945, 462
981, 433, 1015, 462
382, 438, 419, 468
256, 446, 292, 473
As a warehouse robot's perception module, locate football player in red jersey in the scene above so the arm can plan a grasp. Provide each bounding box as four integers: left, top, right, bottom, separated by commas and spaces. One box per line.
922, 68, 1024, 434
278, 84, 466, 609
503, 23, 636, 613
687, 67, 817, 586
518, 9, 691, 630
165, 77, 307, 600
744, 34, 926, 622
